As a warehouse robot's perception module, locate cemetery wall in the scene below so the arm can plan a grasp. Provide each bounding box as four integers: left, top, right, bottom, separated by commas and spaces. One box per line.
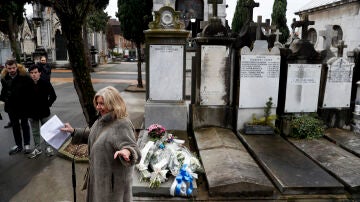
300, 2, 360, 54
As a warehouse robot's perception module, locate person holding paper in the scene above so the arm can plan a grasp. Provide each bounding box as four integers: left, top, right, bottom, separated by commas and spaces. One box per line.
61, 86, 141, 202
27, 64, 57, 158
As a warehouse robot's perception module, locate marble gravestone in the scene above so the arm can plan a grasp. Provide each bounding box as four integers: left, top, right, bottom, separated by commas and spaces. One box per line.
323, 57, 354, 108
237, 40, 281, 130
200, 45, 229, 105
285, 64, 322, 113
149, 45, 184, 101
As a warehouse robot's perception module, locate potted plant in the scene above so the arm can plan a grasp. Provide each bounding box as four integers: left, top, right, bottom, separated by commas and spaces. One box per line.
243, 97, 277, 135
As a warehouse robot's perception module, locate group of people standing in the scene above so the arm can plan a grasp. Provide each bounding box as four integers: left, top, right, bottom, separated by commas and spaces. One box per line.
0, 56, 56, 158
1, 56, 141, 201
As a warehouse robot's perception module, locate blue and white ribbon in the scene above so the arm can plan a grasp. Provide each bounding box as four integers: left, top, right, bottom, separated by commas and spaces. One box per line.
170, 164, 196, 196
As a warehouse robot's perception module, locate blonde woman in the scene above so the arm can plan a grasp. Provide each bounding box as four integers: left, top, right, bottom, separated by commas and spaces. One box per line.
61, 86, 141, 202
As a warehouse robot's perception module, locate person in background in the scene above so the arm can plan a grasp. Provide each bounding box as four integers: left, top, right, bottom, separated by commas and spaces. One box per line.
0, 65, 12, 128
0, 59, 32, 155
37, 56, 51, 82
27, 64, 57, 158
61, 86, 141, 202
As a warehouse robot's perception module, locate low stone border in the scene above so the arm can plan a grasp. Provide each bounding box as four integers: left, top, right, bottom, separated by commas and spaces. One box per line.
57, 138, 88, 162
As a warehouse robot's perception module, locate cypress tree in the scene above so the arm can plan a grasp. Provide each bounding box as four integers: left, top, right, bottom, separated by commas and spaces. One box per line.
271, 0, 290, 43
231, 0, 249, 33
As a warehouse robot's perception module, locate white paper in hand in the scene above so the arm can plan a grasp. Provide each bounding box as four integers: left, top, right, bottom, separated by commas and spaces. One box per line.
40, 115, 70, 150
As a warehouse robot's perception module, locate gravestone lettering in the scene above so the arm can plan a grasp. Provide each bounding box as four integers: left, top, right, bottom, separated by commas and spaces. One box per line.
149, 45, 183, 100
239, 54, 280, 107
200, 45, 228, 105
285, 64, 322, 112
323, 58, 354, 108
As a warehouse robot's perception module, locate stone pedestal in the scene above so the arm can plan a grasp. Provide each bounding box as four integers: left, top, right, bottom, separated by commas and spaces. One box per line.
144, 6, 189, 130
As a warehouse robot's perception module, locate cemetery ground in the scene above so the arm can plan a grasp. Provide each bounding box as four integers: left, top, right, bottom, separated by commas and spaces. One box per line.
0, 62, 359, 201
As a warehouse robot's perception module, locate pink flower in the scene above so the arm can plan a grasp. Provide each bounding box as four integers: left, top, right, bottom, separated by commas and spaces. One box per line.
147, 124, 166, 139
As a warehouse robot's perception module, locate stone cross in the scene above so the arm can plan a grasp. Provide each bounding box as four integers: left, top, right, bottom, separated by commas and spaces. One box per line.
244, 0, 259, 23
255, 16, 268, 40
336, 40, 347, 57
319, 25, 334, 50
274, 29, 282, 43
291, 15, 314, 40
208, 0, 223, 18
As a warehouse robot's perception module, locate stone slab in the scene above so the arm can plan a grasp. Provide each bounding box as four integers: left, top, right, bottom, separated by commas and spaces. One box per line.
191, 105, 233, 130
238, 134, 344, 195
324, 128, 360, 157
289, 137, 360, 193
194, 127, 275, 197
144, 102, 187, 130
133, 130, 197, 197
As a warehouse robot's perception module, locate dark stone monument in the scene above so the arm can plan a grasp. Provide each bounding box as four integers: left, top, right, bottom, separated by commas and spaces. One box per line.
277, 15, 325, 121
191, 0, 235, 129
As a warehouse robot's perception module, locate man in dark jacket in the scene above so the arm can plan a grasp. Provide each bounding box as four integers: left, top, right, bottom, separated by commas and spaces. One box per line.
27, 64, 57, 158
0, 59, 33, 155
36, 56, 51, 82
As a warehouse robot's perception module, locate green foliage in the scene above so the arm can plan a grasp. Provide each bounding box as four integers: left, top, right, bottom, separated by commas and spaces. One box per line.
289, 115, 324, 139
116, 0, 152, 88
250, 97, 277, 127
116, 0, 153, 45
111, 51, 122, 57
231, 0, 249, 33
87, 9, 110, 32
271, 0, 290, 43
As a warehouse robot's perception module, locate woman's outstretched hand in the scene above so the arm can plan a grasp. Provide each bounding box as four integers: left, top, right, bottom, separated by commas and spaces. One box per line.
114, 149, 131, 161
61, 123, 74, 134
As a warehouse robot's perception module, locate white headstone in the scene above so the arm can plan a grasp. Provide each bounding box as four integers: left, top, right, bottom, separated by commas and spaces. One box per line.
200, 45, 229, 105
237, 40, 281, 130
149, 45, 183, 101
285, 64, 322, 112
239, 54, 280, 108
323, 58, 355, 108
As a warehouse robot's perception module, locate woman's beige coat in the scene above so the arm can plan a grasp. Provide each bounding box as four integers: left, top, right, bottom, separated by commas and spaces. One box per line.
72, 112, 141, 202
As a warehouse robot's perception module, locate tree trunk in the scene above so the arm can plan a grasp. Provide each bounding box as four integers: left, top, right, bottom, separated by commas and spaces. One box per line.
7, 15, 20, 61
60, 17, 97, 126
136, 42, 143, 88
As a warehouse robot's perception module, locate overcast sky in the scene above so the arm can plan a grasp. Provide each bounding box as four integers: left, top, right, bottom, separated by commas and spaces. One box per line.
104, 0, 311, 28
26, 0, 311, 28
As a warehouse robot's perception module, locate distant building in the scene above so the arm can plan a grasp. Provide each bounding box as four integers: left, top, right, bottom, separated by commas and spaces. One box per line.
26, 2, 108, 67
0, 33, 11, 65
295, 0, 360, 57
108, 18, 135, 57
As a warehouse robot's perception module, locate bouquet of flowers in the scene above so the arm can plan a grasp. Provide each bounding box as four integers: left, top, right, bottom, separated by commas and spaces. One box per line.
147, 124, 166, 140
136, 123, 203, 196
